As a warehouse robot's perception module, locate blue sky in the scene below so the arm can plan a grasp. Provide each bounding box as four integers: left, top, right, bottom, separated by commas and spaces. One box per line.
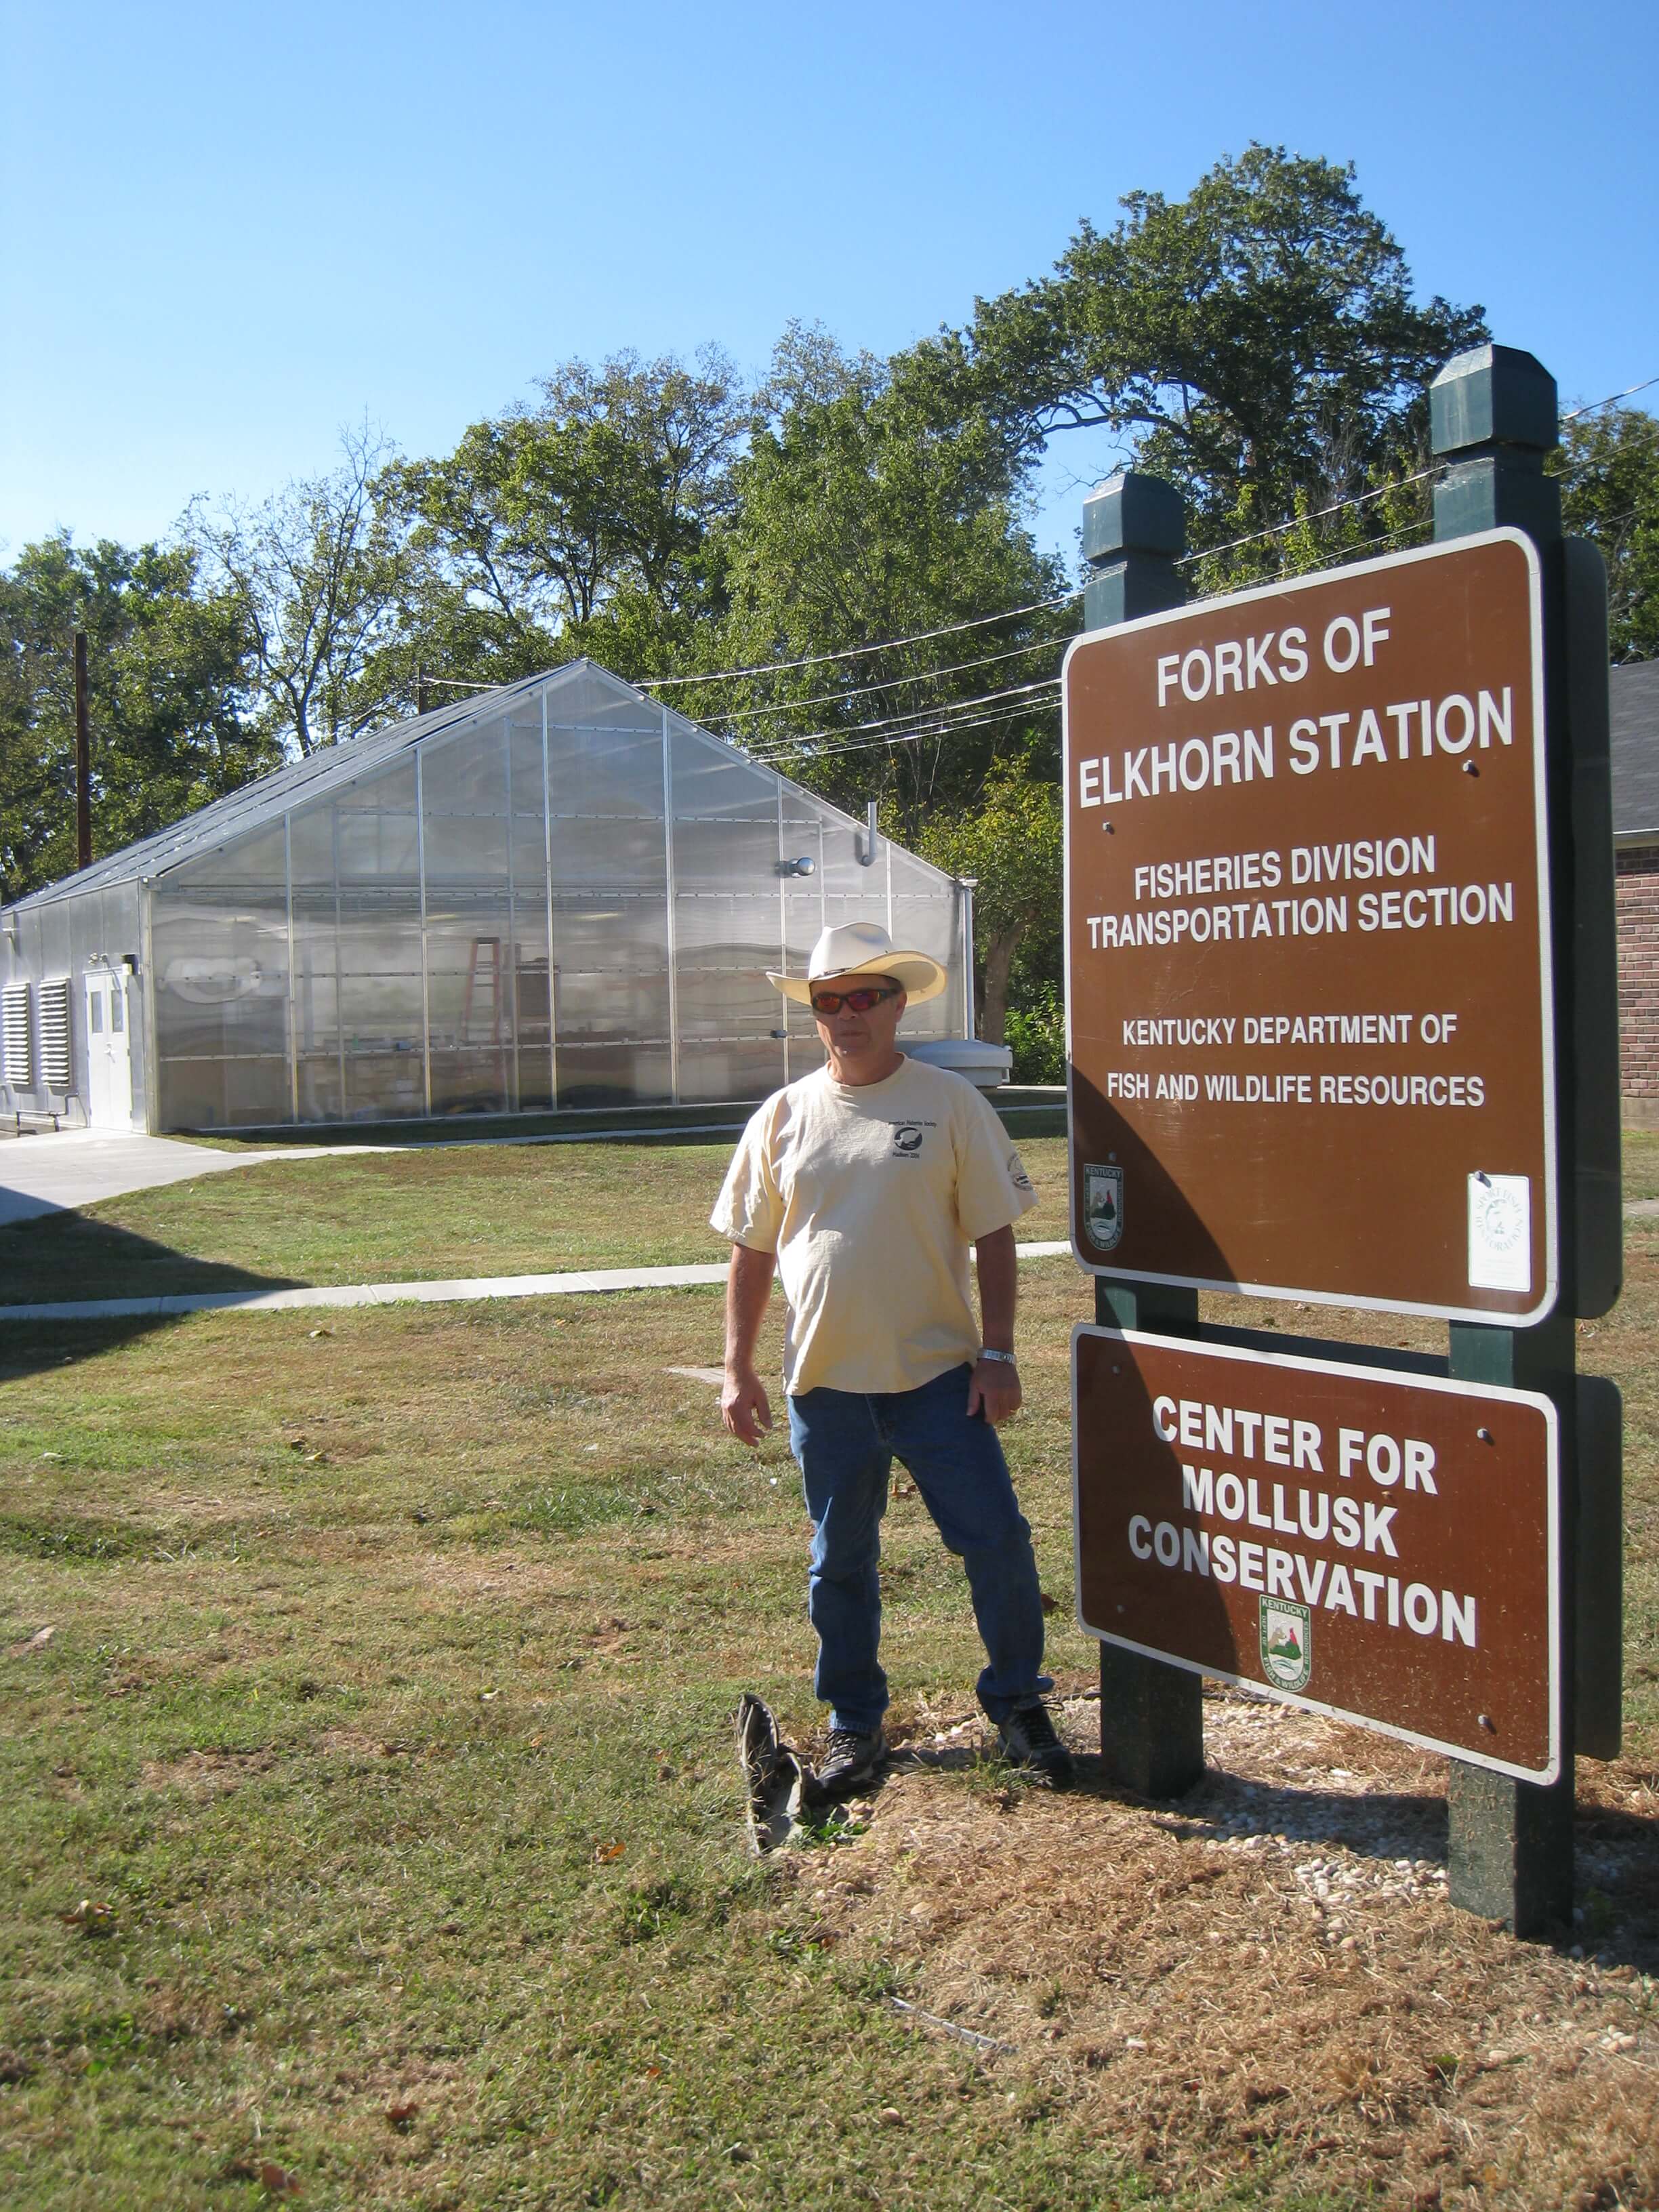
3, 0, 1655, 567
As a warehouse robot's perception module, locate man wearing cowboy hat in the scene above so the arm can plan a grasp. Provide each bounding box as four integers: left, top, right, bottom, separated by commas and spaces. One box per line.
712, 920, 1072, 1797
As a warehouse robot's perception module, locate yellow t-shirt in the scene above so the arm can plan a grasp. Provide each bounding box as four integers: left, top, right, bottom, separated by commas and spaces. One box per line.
710, 1056, 1038, 1397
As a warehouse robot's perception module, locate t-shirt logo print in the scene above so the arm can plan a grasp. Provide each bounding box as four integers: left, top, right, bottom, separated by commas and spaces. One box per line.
892, 1124, 924, 1156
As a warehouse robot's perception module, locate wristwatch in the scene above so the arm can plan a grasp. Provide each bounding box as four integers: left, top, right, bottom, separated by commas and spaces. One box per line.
978, 1348, 1018, 1366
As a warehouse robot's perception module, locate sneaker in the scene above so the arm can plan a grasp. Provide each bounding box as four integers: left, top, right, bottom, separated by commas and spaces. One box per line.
995, 1701, 1075, 1789
808, 1726, 886, 1803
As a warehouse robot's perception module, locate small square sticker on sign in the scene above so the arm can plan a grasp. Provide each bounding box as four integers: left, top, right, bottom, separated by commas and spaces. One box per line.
1468, 1173, 1532, 1292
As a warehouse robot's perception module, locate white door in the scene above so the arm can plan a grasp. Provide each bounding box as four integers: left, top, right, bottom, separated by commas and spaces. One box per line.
83, 973, 134, 1127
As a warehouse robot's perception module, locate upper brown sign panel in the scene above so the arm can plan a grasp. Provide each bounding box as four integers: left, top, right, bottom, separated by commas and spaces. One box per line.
1063, 529, 1553, 1322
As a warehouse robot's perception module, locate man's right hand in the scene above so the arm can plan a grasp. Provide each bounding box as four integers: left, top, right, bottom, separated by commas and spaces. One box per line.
722, 1366, 773, 1447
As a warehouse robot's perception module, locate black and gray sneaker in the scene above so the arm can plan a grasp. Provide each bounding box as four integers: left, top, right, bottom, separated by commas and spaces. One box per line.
996, 1700, 1075, 1789
808, 1726, 886, 1803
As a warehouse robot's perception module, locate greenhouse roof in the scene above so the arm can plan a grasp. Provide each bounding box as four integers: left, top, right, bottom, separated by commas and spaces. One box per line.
2, 661, 777, 913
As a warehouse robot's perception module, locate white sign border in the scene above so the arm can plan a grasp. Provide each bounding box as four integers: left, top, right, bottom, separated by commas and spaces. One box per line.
1061, 527, 1558, 1326
1069, 1324, 1562, 1785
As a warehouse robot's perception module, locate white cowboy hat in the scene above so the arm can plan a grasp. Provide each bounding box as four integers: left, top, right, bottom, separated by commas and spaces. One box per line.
767, 920, 947, 1007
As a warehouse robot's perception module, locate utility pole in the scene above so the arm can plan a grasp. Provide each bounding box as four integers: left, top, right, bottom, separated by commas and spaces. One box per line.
73, 630, 91, 870
416, 668, 430, 716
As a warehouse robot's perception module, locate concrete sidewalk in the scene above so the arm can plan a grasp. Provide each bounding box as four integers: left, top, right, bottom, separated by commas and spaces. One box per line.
0, 1128, 344, 1228
0, 1121, 765, 1228
0, 1242, 1077, 1324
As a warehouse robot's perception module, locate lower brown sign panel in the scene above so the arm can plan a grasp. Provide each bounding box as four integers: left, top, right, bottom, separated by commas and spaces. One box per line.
1073, 1328, 1559, 1780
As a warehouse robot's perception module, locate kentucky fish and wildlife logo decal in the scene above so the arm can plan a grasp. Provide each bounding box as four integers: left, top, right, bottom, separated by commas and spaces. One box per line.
1259, 1597, 1312, 1692
1084, 1162, 1124, 1250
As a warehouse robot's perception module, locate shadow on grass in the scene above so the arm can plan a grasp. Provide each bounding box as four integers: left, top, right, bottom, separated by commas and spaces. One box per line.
0, 1212, 302, 1315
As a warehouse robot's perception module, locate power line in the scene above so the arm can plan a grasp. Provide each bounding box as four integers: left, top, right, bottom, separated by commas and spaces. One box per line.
749, 682, 1061, 763
750, 697, 1060, 768
1563, 373, 1659, 423
746, 675, 1062, 756
1176, 464, 1440, 569
638, 588, 1079, 691
700, 635, 1065, 726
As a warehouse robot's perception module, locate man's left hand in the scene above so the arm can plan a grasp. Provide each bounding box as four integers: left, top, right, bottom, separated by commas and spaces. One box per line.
966, 1356, 1022, 1427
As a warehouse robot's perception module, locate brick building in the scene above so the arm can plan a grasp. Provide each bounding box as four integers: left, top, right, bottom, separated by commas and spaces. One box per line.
1614, 659, 1659, 1126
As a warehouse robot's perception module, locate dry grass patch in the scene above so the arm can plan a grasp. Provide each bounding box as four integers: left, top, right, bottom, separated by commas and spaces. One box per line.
801, 1689, 1659, 2211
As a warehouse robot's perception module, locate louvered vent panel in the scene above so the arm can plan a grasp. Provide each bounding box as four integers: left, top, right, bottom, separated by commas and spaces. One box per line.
38, 978, 71, 1092
2, 983, 30, 1088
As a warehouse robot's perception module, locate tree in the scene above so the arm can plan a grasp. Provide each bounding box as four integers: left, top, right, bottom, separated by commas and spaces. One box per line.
0, 534, 273, 900
701, 327, 1070, 840
187, 423, 411, 755
1557, 405, 1659, 662
373, 349, 745, 693
915, 765, 1063, 1044
907, 146, 1486, 567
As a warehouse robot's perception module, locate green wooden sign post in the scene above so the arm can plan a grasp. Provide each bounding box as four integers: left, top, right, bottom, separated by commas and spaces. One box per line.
1431, 344, 1622, 1934
1081, 470, 1206, 1800
1074, 345, 1623, 1936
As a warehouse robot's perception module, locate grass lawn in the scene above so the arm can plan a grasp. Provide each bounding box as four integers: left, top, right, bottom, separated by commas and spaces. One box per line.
0, 1134, 1075, 1307
1, 1216, 1656, 2210
1626, 1127, 1659, 1204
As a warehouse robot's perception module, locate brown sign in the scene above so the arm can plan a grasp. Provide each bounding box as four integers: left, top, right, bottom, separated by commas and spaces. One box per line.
1063, 529, 1553, 1321
1073, 1327, 1560, 1780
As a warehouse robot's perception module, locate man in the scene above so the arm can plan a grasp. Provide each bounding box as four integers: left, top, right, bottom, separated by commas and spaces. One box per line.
712, 919, 1073, 1798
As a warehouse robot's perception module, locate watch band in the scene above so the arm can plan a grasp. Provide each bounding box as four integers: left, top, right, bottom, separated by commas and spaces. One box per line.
978, 1347, 1018, 1366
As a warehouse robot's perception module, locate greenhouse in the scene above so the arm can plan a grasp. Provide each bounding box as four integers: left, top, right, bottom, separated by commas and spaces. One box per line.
0, 661, 973, 1134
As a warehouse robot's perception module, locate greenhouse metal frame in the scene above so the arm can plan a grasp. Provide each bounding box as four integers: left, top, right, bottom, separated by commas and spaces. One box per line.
0, 661, 970, 1134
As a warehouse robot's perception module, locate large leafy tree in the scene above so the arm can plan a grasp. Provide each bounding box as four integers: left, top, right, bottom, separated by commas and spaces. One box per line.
695, 327, 1070, 839
0, 535, 274, 901
1557, 405, 1659, 663
907, 145, 1486, 566
373, 350, 745, 695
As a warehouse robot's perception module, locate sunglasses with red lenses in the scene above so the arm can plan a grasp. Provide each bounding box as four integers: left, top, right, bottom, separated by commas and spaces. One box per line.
809, 983, 899, 1017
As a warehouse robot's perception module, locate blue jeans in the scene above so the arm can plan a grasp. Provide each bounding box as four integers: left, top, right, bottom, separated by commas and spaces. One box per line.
786, 1361, 1050, 1736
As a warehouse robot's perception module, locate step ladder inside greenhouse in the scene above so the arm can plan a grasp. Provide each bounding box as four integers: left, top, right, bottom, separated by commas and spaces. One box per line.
461, 937, 505, 1047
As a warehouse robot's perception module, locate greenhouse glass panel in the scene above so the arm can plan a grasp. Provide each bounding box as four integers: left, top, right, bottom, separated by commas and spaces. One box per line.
550, 896, 669, 975
509, 718, 546, 817
674, 893, 779, 1042
553, 964, 670, 1040
548, 812, 665, 889
345, 1050, 424, 1120
336, 761, 418, 879
546, 703, 662, 819
669, 722, 775, 821
152, 825, 290, 1126
298, 1055, 343, 1123
679, 1040, 786, 1104
890, 848, 959, 1042
510, 805, 554, 1111
556, 1042, 672, 1109
289, 805, 340, 1090
672, 813, 777, 893
422, 716, 511, 816
422, 727, 516, 1113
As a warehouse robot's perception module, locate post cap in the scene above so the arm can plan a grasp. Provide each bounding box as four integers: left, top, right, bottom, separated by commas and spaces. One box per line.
1082, 470, 1187, 565
1430, 344, 1558, 457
